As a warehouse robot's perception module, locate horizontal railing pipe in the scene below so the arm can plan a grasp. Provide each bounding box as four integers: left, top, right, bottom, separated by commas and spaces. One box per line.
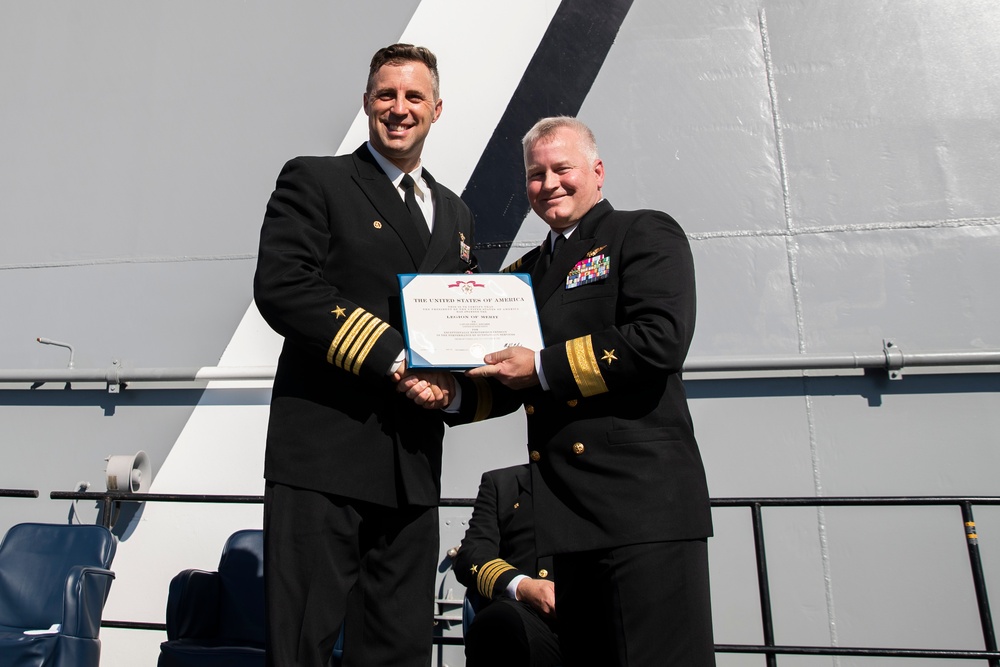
2, 349, 999, 387
682, 350, 1000, 373
714, 644, 1000, 660
0, 489, 39, 498
0, 366, 278, 385
50, 491, 1000, 508
51, 491, 266, 504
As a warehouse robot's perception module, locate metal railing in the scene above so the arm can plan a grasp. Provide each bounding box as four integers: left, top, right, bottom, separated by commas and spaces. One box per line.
48, 490, 1000, 663
3, 344, 1000, 391
711, 496, 999, 665
0, 489, 39, 499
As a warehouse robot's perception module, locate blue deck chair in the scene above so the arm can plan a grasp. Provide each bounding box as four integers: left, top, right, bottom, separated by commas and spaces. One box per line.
0, 522, 117, 667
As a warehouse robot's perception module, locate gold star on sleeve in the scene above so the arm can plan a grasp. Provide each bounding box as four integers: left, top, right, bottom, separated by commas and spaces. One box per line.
470, 564, 478, 574
601, 349, 617, 365
331, 306, 346, 318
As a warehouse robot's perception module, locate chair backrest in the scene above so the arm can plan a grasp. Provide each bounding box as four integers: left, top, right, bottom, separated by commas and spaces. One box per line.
0, 523, 116, 630
216, 529, 264, 645
462, 589, 485, 638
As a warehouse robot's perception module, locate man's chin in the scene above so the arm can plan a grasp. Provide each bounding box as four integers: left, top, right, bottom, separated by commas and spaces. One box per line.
539, 211, 569, 228
377, 139, 408, 153
372, 140, 412, 160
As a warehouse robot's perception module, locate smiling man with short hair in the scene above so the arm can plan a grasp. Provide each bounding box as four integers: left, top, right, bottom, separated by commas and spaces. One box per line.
254, 43, 476, 667
458, 116, 715, 666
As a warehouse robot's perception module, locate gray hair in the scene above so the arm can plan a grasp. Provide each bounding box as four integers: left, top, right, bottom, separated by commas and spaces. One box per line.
522, 116, 600, 164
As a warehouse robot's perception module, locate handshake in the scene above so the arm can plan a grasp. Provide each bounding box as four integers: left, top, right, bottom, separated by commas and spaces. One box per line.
394, 345, 540, 409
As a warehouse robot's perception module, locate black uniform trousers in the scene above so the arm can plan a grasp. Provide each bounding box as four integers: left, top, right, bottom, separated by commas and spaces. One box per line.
554, 539, 715, 667
264, 482, 438, 667
465, 597, 561, 667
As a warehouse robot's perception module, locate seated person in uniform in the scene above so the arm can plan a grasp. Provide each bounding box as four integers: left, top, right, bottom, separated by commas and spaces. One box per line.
453, 464, 561, 667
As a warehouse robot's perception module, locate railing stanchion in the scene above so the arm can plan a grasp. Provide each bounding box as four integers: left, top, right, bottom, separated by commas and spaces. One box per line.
960, 502, 998, 667
751, 502, 778, 667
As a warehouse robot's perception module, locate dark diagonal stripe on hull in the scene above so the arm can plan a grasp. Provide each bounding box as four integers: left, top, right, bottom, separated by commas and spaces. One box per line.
461, 0, 635, 271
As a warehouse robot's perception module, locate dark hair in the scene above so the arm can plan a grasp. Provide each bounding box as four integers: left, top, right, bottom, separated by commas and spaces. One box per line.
367, 43, 440, 99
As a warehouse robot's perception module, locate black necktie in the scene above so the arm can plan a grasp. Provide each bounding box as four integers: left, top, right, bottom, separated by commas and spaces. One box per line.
551, 233, 565, 259
540, 233, 565, 273
400, 174, 431, 246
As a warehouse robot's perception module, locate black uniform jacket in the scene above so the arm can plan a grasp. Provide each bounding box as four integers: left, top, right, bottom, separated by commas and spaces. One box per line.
456, 200, 712, 554
454, 465, 553, 603
254, 144, 476, 508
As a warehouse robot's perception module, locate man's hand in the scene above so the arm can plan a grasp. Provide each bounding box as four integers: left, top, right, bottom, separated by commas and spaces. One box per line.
465, 346, 540, 390
397, 368, 456, 409
391, 358, 408, 384
515, 578, 556, 619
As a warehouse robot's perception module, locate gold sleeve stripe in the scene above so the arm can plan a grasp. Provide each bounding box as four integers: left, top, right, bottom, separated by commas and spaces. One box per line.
352, 321, 390, 375
566, 335, 609, 397
327, 310, 366, 365
477, 558, 515, 598
344, 315, 382, 374
472, 377, 493, 422
334, 312, 373, 369
501, 258, 523, 273
326, 309, 389, 374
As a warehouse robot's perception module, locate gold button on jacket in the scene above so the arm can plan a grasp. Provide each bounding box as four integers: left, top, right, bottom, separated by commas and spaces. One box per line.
530, 450, 541, 461
572, 442, 585, 455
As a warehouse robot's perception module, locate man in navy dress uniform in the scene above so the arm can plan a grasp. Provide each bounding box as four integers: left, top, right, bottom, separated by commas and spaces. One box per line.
453, 464, 561, 667
254, 43, 475, 667
410, 116, 714, 666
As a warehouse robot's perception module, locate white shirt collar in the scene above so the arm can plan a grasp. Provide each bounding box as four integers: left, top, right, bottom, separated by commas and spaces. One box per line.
367, 141, 424, 189
549, 222, 580, 244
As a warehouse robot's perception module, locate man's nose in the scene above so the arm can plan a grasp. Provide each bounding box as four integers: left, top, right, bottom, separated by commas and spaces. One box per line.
390, 95, 407, 115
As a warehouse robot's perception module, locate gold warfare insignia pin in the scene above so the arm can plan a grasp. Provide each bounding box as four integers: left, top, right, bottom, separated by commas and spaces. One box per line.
587, 245, 607, 258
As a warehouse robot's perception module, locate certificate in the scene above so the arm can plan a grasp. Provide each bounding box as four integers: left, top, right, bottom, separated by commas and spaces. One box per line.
398, 273, 544, 368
